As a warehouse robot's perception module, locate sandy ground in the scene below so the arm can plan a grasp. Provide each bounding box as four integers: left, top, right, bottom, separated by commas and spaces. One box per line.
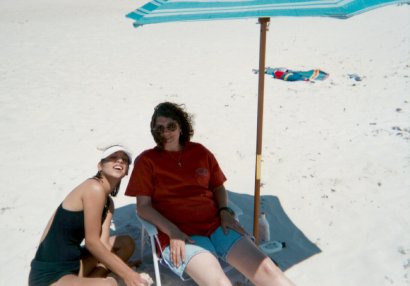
0, 0, 409, 285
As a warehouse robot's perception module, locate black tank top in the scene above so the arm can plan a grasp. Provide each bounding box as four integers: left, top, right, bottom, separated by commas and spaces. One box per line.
33, 197, 110, 262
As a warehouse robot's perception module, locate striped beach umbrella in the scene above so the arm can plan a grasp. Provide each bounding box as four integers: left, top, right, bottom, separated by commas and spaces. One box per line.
126, 0, 404, 241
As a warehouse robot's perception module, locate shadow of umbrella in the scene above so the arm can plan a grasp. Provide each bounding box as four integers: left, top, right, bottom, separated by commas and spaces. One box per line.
111, 191, 320, 273
228, 191, 321, 271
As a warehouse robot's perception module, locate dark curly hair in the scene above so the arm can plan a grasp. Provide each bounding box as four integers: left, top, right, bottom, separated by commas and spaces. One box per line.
150, 102, 194, 149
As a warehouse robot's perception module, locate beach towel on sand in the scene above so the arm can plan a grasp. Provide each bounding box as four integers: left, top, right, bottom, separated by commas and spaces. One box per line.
254, 67, 329, 82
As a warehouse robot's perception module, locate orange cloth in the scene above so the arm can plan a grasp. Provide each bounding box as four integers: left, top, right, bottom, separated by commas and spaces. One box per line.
125, 142, 226, 248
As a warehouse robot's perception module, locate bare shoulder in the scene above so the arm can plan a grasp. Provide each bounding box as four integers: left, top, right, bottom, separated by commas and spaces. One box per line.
80, 178, 103, 191
78, 179, 106, 200
63, 179, 104, 210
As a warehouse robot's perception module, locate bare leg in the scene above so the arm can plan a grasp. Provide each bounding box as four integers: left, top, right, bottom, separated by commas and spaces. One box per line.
80, 235, 135, 278
226, 237, 295, 286
108, 235, 135, 262
185, 252, 232, 286
51, 274, 118, 286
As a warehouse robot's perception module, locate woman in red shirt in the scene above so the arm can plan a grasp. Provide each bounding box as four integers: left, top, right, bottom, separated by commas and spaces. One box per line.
126, 102, 294, 286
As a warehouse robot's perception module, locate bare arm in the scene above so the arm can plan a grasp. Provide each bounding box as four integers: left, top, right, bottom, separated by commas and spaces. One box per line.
213, 185, 228, 209
99, 197, 114, 249
82, 183, 148, 286
137, 195, 193, 267
213, 185, 247, 235
137, 196, 179, 235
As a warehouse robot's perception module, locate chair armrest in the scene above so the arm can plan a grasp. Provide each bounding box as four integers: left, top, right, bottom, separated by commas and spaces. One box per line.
136, 211, 158, 236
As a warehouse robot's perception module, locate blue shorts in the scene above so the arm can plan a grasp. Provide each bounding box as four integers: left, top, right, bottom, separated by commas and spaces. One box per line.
161, 226, 244, 280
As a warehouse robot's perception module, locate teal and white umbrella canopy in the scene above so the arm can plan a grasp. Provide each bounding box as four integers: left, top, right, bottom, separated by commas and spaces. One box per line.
126, 0, 405, 240
127, 0, 404, 26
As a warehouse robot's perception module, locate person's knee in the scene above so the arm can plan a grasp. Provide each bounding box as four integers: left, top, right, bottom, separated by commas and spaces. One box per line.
213, 276, 232, 286
198, 274, 231, 286
122, 235, 136, 254
114, 235, 135, 261
256, 257, 282, 280
103, 276, 118, 286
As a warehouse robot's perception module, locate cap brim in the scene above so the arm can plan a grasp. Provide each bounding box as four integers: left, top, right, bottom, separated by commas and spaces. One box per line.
100, 145, 132, 164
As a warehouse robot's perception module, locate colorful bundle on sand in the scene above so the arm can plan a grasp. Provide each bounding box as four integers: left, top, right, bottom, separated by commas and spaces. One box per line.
254, 67, 329, 82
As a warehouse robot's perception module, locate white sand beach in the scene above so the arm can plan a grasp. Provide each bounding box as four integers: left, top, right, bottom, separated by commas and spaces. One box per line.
0, 0, 409, 285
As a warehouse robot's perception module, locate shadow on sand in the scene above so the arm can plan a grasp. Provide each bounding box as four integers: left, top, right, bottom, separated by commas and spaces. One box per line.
110, 191, 320, 284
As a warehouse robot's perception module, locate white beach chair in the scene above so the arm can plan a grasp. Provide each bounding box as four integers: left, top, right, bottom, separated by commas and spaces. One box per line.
136, 202, 243, 286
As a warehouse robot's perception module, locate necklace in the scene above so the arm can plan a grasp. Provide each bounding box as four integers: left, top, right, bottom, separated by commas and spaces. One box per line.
167, 150, 182, 167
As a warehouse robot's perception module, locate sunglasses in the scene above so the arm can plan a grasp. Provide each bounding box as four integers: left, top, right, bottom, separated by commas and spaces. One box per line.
152, 121, 178, 134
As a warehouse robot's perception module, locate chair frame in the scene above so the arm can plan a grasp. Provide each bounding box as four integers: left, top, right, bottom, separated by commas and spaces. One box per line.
138, 215, 163, 285
136, 202, 243, 286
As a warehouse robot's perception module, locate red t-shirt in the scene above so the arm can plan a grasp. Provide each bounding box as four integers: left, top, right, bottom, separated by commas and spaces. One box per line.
125, 142, 226, 248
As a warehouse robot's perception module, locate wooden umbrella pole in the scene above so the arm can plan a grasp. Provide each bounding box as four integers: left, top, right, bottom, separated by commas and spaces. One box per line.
253, 17, 270, 244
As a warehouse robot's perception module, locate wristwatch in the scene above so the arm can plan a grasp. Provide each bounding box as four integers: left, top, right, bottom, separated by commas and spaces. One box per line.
218, 206, 235, 216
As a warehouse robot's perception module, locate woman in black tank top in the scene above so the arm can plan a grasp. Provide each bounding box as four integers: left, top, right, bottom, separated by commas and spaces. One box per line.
29, 145, 151, 286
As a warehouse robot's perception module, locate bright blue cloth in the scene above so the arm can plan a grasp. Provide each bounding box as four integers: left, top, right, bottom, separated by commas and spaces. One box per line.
161, 227, 243, 280
264, 67, 329, 81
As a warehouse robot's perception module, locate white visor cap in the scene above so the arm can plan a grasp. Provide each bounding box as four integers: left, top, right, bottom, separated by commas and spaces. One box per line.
100, 145, 132, 164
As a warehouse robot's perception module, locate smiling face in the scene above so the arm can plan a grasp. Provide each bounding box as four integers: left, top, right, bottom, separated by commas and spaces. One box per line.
99, 151, 130, 179
150, 102, 194, 149
153, 116, 182, 151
